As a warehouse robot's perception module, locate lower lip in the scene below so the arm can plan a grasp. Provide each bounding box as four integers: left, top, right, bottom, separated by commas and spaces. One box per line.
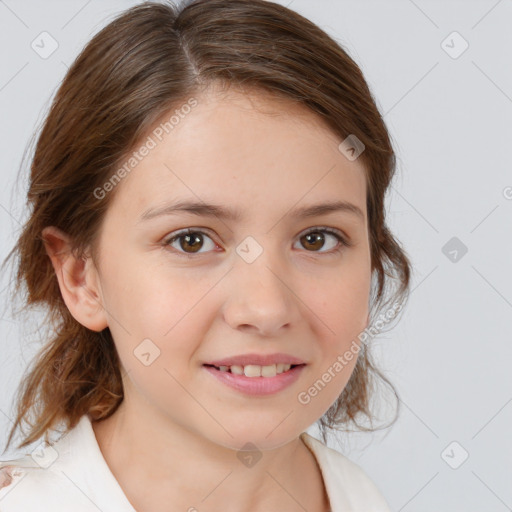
203, 365, 306, 396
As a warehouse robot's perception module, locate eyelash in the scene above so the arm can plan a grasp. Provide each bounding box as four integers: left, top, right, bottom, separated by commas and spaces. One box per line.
162, 226, 352, 259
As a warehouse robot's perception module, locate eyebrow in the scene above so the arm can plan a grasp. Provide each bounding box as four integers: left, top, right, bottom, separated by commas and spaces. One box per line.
138, 199, 365, 223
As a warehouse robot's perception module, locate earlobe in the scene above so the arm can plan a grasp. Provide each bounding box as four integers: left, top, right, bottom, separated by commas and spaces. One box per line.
42, 226, 108, 332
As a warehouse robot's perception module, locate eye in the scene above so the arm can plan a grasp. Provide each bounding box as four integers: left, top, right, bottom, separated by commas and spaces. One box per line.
294, 227, 351, 254
163, 229, 217, 257
163, 226, 351, 259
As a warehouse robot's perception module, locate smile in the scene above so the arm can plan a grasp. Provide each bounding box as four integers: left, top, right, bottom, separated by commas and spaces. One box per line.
202, 363, 306, 396
205, 363, 301, 377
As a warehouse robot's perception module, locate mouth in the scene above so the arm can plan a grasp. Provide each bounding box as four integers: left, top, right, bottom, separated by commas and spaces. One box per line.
203, 363, 305, 378
202, 362, 307, 396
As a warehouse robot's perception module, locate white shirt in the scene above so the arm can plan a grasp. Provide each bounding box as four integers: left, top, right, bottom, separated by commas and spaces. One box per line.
0, 414, 391, 511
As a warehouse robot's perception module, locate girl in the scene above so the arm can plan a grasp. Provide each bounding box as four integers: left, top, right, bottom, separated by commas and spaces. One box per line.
0, 1, 411, 510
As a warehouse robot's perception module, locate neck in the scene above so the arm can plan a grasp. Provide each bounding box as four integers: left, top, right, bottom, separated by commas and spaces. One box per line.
91, 399, 330, 512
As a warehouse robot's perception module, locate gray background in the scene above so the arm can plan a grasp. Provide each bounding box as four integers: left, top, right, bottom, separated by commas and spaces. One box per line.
1, 1, 511, 510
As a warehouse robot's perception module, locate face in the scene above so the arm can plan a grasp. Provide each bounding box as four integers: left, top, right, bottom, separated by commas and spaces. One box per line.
88, 86, 371, 450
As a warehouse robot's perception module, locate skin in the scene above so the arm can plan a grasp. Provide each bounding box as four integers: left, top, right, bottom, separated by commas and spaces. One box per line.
43, 85, 372, 512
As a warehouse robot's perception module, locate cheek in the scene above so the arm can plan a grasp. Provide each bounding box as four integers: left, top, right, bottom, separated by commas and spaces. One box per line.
101, 249, 205, 331
309, 265, 371, 347
102, 258, 219, 372
310, 267, 370, 405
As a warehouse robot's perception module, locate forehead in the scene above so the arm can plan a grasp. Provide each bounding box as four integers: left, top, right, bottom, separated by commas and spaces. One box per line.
107, 87, 367, 223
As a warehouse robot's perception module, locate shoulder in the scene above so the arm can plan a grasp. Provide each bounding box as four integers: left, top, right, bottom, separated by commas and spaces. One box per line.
300, 432, 392, 512
0, 455, 38, 491
0, 417, 96, 511
0, 449, 82, 511
0, 454, 61, 510
0, 414, 136, 512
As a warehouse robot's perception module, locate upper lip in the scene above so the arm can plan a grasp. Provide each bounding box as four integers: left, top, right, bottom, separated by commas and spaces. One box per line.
205, 353, 306, 367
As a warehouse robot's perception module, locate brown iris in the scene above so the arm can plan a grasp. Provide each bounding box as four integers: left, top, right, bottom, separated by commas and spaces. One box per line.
179, 232, 204, 253
300, 231, 325, 251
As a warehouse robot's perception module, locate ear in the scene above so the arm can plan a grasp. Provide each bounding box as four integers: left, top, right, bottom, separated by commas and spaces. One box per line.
42, 226, 108, 332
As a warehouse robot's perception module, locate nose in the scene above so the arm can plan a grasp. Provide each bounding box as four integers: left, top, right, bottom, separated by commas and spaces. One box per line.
221, 250, 301, 337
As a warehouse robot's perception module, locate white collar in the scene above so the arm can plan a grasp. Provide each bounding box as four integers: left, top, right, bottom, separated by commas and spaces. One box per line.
1, 414, 390, 511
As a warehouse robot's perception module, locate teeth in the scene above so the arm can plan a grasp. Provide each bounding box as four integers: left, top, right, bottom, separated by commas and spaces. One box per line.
243, 365, 262, 377
217, 363, 293, 377
230, 365, 244, 375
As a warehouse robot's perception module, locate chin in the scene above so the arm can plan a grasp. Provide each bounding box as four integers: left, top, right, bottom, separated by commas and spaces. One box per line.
205, 424, 303, 452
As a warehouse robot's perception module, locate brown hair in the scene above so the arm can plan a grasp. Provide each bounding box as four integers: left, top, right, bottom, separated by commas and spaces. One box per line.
2, 0, 411, 452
